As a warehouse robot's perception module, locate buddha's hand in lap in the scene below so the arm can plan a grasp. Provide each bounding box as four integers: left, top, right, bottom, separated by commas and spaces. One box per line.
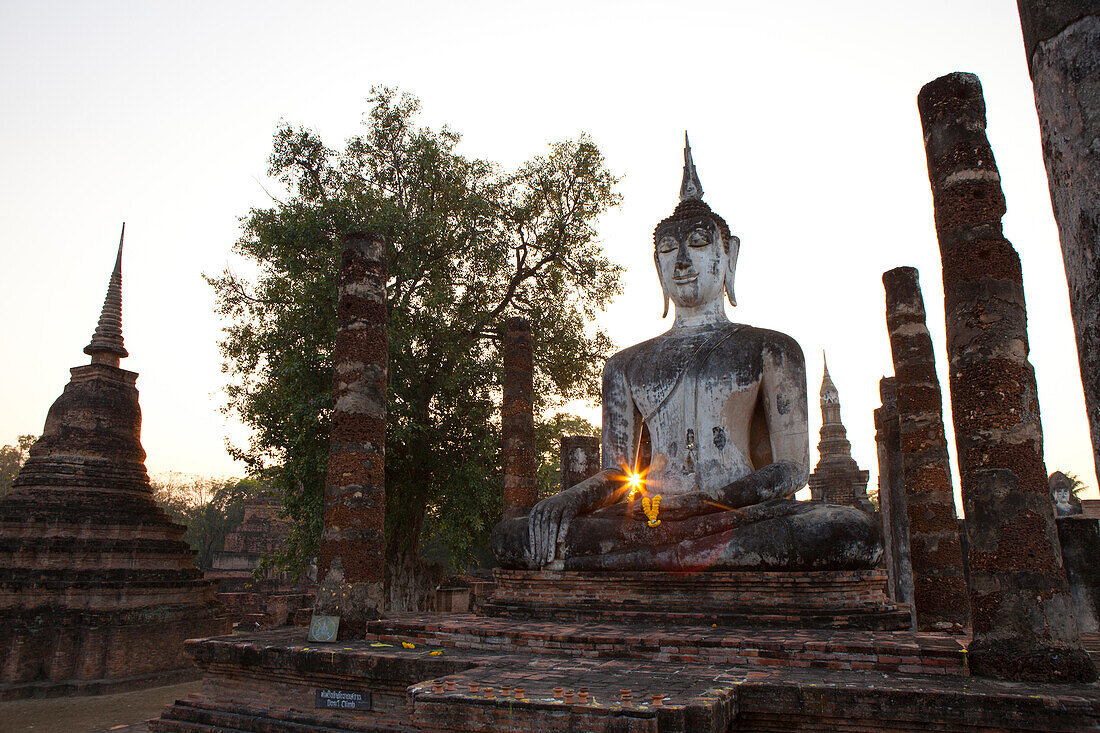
527, 489, 586, 565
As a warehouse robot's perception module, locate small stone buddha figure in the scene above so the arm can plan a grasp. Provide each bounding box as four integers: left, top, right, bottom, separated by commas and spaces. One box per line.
492, 136, 882, 572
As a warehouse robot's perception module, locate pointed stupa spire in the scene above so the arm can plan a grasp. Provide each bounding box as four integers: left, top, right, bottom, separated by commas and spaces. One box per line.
820, 351, 839, 404
84, 224, 128, 366
679, 131, 704, 202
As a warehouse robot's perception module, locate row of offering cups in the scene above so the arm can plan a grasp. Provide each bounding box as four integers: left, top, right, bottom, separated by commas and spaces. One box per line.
428, 680, 665, 706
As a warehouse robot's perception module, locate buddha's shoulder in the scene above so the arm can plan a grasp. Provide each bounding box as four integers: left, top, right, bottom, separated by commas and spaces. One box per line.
726, 325, 806, 363
603, 324, 805, 374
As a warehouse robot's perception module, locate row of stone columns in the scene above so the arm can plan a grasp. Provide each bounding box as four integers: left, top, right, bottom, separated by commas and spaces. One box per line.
917, 72, 1093, 681
878, 70, 1095, 681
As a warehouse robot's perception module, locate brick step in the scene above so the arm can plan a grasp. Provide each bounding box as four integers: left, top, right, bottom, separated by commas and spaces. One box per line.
151, 699, 404, 732
483, 600, 912, 630
367, 614, 967, 677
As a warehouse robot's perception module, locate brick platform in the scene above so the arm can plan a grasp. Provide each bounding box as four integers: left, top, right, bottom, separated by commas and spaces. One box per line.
484, 569, 912, 630
149, 626, 1100, 731
368, 614, 965, 677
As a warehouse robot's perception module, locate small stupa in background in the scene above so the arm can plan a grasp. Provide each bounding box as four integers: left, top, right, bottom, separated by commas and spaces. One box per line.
809, 354, 873, 513
0, 226, 228, 698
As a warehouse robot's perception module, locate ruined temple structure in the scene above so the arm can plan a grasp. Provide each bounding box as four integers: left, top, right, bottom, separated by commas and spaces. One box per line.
0, 230, 228, 698
153, 142, 1100, 731
210, 497, 295, 588
808, 355, 872, 512
208, 496, 315, 630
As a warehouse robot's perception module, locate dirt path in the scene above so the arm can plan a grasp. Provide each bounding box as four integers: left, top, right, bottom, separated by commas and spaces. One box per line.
0, 680, 198, 733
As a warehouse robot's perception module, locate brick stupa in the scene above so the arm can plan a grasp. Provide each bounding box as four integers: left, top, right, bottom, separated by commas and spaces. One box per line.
0, 229, 228, 699
808, 354, 872, 512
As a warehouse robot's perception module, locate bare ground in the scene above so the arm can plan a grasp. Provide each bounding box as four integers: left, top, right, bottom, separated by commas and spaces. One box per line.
0, 680, 199, 733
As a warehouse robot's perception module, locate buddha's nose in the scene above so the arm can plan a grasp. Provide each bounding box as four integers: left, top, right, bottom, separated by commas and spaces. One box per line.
675, 245, 692, 270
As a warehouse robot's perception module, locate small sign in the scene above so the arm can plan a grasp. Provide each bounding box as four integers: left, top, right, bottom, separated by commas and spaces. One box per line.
315, 688, 371, 711
308, 614, 340, 643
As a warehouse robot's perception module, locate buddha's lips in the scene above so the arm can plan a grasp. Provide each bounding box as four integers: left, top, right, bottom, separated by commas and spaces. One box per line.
673, 274, 698, 284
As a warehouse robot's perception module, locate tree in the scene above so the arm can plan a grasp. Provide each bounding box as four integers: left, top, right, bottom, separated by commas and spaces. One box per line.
152, 475, 259, 569
210, 88, 621, 610
0, 435, 36, 496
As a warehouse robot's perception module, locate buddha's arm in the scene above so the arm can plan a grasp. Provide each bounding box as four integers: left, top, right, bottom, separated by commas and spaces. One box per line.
527, 356, 635, 564
758, 336, 810, 487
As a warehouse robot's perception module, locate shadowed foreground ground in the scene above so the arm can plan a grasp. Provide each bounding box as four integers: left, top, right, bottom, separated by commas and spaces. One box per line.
0, 680, 199, 732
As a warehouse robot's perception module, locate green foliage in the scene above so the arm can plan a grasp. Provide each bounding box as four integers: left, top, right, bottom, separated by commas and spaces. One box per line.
1058, 471, 1090, 497
0, 435, 36, 496
209, 88, 621, 606
152, 475, 262, 569
535, 413, 599, 501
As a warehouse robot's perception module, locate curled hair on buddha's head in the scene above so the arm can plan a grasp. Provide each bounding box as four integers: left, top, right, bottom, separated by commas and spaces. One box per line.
653, 198, 733, 253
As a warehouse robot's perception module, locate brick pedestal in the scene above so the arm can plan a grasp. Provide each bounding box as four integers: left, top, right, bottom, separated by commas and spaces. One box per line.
482, 569, 910, 630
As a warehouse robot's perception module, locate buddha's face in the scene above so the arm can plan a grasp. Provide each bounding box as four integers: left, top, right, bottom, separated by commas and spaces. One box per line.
654, 215, 735, 309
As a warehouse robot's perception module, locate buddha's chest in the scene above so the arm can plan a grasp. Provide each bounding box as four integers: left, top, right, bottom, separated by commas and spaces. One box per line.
624, 333, 763, 491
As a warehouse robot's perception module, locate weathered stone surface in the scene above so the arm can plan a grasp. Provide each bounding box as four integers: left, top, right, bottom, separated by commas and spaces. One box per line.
502, 317, 537, 520
209, 496, 314, 629
874, 377, 917, 628
0, 241, 228, 698
919, 72, 1094, 681
808, 356, 872, 512
315, 230, 387, 636
883, 266, 970, 631
1056, 515, 1100, 634
492, 137, 881, 575
560, 435, 600, 492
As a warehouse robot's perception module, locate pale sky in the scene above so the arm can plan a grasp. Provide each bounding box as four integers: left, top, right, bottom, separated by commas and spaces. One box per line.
1, 0, 1096, 505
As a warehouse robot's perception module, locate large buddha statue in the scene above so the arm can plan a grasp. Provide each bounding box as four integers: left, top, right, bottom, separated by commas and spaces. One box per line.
492, 137, 882, 573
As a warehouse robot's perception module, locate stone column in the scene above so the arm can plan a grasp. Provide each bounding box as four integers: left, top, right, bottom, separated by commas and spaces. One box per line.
1017, 2, 1100, 489
919, 72, 1094, 681
560, 435, 600, 491
502, 317, 536, 519
874, 377, 916, 628
883, 266, 970, 631
315, 230, 387, 637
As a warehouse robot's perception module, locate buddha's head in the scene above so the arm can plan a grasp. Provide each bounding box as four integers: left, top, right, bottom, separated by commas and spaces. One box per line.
653, 136, 739, 318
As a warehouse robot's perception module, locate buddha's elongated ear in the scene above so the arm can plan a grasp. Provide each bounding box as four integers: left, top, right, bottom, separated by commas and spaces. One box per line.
725, 235, 740, 307
655, 251, 671, 318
